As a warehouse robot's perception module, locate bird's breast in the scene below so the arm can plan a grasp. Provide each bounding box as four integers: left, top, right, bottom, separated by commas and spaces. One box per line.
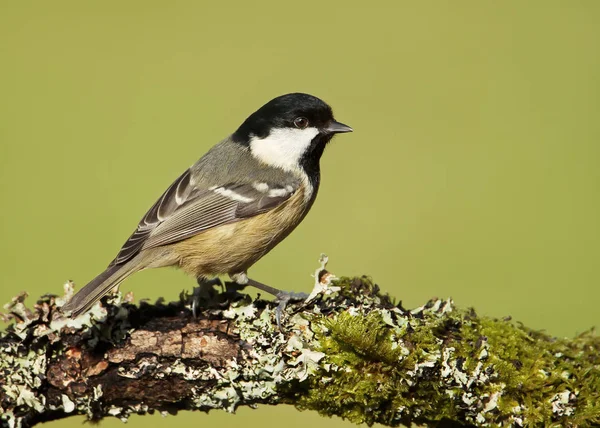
172, 186, 313, 277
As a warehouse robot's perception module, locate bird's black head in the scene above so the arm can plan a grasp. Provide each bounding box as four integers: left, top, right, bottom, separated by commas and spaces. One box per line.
233, 93, 347, 141
233, 93, 352, 184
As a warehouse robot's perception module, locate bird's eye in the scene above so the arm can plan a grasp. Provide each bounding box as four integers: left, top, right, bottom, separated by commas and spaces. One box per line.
293, 117, 309, 129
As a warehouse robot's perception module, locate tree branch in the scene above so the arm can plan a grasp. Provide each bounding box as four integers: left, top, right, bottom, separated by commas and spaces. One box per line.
1, 261, 600, 428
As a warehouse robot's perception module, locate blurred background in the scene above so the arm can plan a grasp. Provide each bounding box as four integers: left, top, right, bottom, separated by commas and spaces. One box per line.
1, 2, 599, 427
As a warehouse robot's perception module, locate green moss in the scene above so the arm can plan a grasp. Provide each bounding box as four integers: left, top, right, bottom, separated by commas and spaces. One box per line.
299, 312, 404, 425
291, 279, 600, 427
324, 311, 402, 365
3, 273, 600, 427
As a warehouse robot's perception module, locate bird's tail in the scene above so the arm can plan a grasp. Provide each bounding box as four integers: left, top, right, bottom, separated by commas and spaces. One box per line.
61, 261, 140, 317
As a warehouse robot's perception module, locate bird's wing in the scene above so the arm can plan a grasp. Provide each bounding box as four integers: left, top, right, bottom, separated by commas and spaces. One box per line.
108, 169, 297, 267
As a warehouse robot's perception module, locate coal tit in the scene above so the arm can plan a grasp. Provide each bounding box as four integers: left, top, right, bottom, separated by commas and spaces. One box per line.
63, 93, 352, 317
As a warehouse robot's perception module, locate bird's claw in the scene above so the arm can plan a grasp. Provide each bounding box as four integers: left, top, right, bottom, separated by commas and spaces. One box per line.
275, 291, 309, 330
224, 281, 247, 297
191, 278, 224, 317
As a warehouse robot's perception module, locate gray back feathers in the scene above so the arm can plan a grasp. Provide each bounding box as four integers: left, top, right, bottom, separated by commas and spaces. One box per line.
109, 138, 303, 268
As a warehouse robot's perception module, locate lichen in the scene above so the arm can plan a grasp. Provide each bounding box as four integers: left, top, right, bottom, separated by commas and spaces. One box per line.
2, 261, 600, 428
293, 277, 600, 427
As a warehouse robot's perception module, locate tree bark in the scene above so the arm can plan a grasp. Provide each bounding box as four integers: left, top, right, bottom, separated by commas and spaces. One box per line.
1, 263, 599, 428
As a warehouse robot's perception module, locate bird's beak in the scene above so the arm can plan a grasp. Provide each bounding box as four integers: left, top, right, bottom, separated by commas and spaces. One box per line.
325, 120, 353, 134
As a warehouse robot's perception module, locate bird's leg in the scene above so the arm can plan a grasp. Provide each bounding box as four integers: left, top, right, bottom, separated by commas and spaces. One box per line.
249, 278, 308, 329
223, 272, 248, 295
230, 273, 308, 329
191, 277, 223, 317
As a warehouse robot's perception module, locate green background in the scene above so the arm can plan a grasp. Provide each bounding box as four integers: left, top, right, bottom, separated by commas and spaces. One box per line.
1, 2, 599, 427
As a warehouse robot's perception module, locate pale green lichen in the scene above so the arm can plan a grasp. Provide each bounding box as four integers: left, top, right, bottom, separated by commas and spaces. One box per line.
293, 276, 600, 427
2, 263, 600, 427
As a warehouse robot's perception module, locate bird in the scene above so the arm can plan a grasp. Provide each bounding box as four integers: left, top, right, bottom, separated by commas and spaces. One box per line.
61, 92, 353, 317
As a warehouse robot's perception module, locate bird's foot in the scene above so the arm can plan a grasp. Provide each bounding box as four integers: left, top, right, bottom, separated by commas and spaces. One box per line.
191, 277, 223, 317
224, 281, 247, 297
274, 290, 309, 330
238, 276, 308, 330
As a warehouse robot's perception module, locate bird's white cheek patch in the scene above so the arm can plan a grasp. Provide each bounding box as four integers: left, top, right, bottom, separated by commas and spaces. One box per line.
249, 127, 319, 172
